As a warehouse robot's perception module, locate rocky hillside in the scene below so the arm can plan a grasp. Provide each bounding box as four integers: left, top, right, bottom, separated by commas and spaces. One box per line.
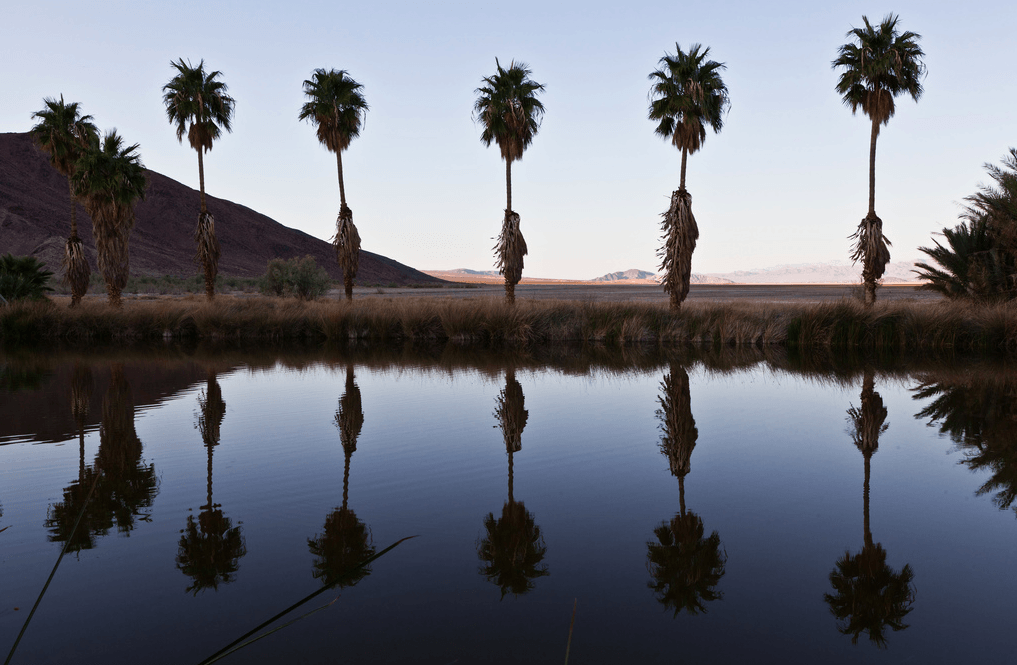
0, 132, 439, 284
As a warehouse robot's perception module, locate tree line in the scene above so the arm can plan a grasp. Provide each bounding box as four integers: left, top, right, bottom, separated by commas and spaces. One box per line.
25, 14, 1014, 310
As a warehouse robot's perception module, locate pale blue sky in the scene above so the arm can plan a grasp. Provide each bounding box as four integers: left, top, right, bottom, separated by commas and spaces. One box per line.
2, 0, 1014, 278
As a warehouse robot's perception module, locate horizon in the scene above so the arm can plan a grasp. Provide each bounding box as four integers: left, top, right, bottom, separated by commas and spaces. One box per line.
2, 1, 1013, 279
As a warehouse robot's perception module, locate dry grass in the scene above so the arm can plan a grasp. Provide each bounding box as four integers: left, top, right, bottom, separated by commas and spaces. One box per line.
3, 295, 1017, 353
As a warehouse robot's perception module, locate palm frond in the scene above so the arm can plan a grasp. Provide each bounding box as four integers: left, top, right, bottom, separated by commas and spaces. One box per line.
658, 190, 699, 311
333, 205, 361, 300
194, 212, 221, 300
163, 58, 235, 153
63, 235, 91, 306
494, 210, 527, 303
474, 59, 545, 163
298, 69, 368, 154
648, 43, 729, 155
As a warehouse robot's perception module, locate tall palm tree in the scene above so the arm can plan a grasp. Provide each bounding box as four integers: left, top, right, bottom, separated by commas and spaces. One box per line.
833, 15, 926, 306
309, 365, 375, 588
825, 369, 915, 647
647, 362, 726, 615
177, 369, 246, 594
30, 96, 98, 306
299, 69, 368, 301
162, 58, 236, 301
478, 368, 549, 598
474, 60, 546, 304
649, 43, 729, 312
70, 131, 147, 308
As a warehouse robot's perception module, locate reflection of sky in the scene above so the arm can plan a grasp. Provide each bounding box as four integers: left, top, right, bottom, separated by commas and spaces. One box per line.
2, 361, 1016, 662
3, 1, 1015, 277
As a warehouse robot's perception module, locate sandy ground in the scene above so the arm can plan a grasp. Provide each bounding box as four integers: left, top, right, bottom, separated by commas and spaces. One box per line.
348, 283, 939, 303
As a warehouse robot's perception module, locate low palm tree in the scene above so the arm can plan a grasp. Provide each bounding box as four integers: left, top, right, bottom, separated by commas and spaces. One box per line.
163, 58, 236, 300
474, 60, 545, 304
825, 369, 915, 647
647, 362, 726, 615
649, 43, 729, 312
30, 96, 98, 306
71, 131, 147, 308
914, 216, 1012, 300
966, 148, 1017, 255
299, 69, 368, 301
833, 15, 926, 306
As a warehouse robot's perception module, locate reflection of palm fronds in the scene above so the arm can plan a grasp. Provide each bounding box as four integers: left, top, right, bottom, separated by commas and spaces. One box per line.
495, 371, 528, 454
308, 507, 375, 589
335, 367, 364, 456
659, 190, 699, 311
657, 365, 697, 478
45, 466, 104, 553
177, 507, 247, 594
494, 210, 527, 303
195, 211, 221, 300
477, 500, 549, 598
197, 374, 227, 449
334, 205, 361, 300
825, 543, 915, 647
646, 510, 726, 615
63, 235, 91, 306
849, 214, 892, 305
847, 372, 888, 457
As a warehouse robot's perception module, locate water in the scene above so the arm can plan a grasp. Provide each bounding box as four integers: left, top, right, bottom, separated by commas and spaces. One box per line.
1, 346, 1015, 663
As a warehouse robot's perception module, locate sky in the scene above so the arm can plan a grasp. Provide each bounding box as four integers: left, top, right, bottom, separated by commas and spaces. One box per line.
2, 0, 1015, 279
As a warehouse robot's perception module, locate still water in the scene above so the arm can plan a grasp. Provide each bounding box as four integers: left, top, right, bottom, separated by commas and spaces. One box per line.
1, 346, 1015, 663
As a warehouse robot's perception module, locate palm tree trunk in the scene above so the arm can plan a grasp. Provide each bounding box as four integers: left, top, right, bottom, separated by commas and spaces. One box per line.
506, 159, 512, 212
342, 450, 351, 513
679, 148, 688, 192
507, 450, 514, 505
868, 118, 878, 217
205, 443, 214, 512
863, 452, 872, 549
678, 475, 686, 517
68, 180, 78, 238
197, 148, 207, 214
337, 152, 347, 209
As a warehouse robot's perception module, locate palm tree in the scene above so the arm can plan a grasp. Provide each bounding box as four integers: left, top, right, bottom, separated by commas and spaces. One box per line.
162, 58, 236, 301
474, 60, 546, 304
176, 369, 246, 594
299, 69, 368, 301
309, 365, 375, 588
70, 131, 147, 308
477, 369, 549, 597
647, 362, 726, 615
966, 148, 1017, 254
649, 43, 729, 312
825, 369, 915, 647
914, 216, 1013, 300
833, 15, 926, 306
30, 96, 98, 306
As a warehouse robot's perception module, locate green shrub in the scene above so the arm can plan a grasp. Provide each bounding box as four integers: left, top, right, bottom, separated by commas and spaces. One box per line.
260, 256, 333, 300
0, 254, 54, 303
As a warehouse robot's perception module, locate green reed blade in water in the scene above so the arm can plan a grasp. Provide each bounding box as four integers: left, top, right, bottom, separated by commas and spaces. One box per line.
197, 535, 416, 665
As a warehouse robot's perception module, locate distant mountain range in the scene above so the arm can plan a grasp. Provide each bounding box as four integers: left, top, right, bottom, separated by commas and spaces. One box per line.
591, 261, 921, 285
0, 132, 438, 285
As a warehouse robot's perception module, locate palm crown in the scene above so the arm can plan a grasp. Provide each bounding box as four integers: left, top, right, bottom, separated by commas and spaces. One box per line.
648, 43, 729, 158
474, 59, 545, 164
833, 14, 925, 130
162, 58, 235, 154
31, 95, 98, 178
298, 69, 368, 155
71, 131, 147, 221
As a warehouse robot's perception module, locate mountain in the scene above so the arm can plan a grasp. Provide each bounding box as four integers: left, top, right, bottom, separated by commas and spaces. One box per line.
592, 269, 735, 285
701, 260, 920, 284
0, 132, 439, 284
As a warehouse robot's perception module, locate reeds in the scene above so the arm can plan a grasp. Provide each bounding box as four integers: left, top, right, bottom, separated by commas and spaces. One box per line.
3, 295, 1017, 353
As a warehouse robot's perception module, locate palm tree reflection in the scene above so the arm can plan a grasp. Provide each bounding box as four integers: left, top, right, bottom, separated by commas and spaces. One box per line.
915, 373, 1017, 514
177, 369, 247, 594
825, 369, 915, 647
646, 363, 726, 615
308, 365, 375, 589
478, 368, 549, 598
46, 364, 159, 551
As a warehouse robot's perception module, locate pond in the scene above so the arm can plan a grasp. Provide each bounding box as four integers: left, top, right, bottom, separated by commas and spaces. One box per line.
1, 345, 1015, 663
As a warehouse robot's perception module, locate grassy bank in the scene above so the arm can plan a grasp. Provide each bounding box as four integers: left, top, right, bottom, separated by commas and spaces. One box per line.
2, 295, 1016, 352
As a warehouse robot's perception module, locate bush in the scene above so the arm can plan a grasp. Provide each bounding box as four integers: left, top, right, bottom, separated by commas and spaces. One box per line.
260, 256, 333, 300
0, 254, 54, 303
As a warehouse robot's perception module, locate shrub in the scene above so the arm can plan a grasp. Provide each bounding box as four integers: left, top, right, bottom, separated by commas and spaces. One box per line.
260, 256, 333, 300
0, 254, 54, 303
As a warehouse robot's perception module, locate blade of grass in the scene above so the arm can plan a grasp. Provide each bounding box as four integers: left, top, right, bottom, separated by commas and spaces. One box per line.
0, 526, 9, 535
197, 535, 416, 665
5, 470, 101, 665
564, 598, 577, 665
